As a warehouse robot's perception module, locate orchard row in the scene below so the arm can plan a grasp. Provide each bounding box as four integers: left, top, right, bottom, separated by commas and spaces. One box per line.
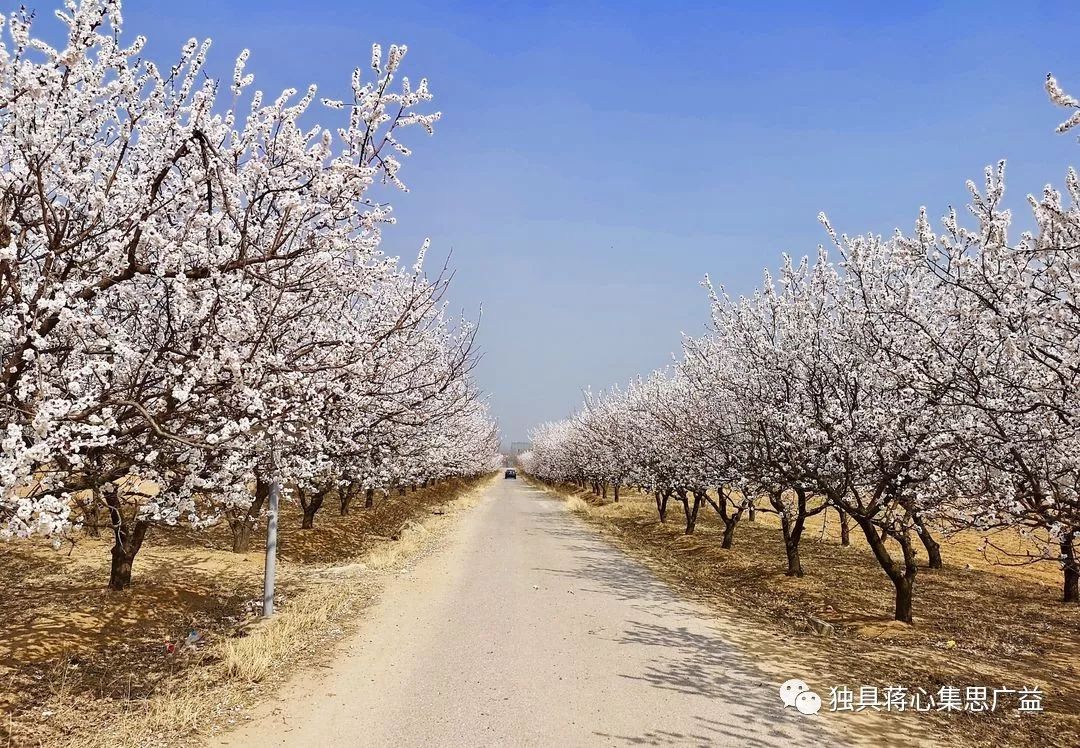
523, 75, 1080, 622
0, 1, 500, 588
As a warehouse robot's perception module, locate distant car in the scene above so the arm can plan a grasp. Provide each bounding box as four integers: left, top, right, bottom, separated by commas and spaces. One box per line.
504, 469, 517, 479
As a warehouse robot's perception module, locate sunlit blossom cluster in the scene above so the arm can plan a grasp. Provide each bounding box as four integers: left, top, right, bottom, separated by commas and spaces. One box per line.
0, 1, 499, 585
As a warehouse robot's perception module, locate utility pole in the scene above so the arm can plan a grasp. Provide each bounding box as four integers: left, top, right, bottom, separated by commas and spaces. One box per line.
262, 455, 282, 618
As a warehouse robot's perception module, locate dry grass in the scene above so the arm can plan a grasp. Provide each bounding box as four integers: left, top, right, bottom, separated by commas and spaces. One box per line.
563, 495, 590, 514
0, 475, 492, 747
220, 583, 356, 683
534, 480, 1080, 748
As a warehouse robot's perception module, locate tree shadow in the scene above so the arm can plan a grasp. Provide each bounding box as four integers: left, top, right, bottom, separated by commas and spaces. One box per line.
522, 491, 847, 746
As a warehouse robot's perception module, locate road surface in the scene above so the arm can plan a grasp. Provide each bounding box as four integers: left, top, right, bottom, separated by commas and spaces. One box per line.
216, 478, 847, 747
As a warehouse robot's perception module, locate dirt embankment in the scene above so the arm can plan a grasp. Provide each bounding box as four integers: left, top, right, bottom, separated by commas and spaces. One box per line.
0, 476, 493, 748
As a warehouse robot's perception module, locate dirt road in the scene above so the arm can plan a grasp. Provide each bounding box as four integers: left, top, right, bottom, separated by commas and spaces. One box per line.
215, 479, 849, 747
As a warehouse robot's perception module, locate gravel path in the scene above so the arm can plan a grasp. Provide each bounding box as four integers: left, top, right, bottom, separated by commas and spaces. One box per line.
215, 479, 848, 747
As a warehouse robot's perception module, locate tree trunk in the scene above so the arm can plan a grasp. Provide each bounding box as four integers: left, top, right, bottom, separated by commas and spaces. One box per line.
855, 516, 918, 623
838, 507, 850, 546
231, 478, 268, 553
1063, 540, 1079, 604
365, 487, 375, 508
701, 489, 742, 549
601, 482, 608, 500
678, 491, 702, 535
894, 573, 914, 623
613, 483, 620, 502
774, 490, 807, 577
721, 519, 738, 549
103, 484, 151, 590
110, 542, 136, 590
917, 525, 942, 569
299, 488, 325, 530
780, 513, 804, 577
107, 513, 149, 589
84, 485, 101, 537
341, 483, 363, 515
655, 490, 670, 522
398, 485, 407, 497
747, 503, 756, 522
912, 513, 942, 569
895, 531, 919, 622
233, 518, 254, 553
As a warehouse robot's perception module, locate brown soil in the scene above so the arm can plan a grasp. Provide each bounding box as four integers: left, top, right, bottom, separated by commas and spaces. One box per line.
0, 477, 486, 747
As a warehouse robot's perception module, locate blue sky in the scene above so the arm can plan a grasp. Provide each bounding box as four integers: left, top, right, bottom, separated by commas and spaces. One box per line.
111, 1, 1080, 441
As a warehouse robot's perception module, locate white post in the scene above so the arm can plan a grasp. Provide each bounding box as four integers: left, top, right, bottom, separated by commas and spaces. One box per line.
262, 473, 281, 618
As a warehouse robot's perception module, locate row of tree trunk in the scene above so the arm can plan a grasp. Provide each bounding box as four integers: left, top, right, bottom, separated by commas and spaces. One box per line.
103, 476, 447, 590
573, 478, 622, 502
644, 484, 945, 622
549, 476, 1077, 621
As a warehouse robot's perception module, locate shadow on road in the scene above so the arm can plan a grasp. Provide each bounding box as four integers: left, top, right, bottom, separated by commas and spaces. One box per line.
519, 489, 838, 747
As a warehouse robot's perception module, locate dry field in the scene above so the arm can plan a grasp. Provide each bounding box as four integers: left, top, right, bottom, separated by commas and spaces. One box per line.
536, 481, 1080, 748
0, 476, 491, 747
